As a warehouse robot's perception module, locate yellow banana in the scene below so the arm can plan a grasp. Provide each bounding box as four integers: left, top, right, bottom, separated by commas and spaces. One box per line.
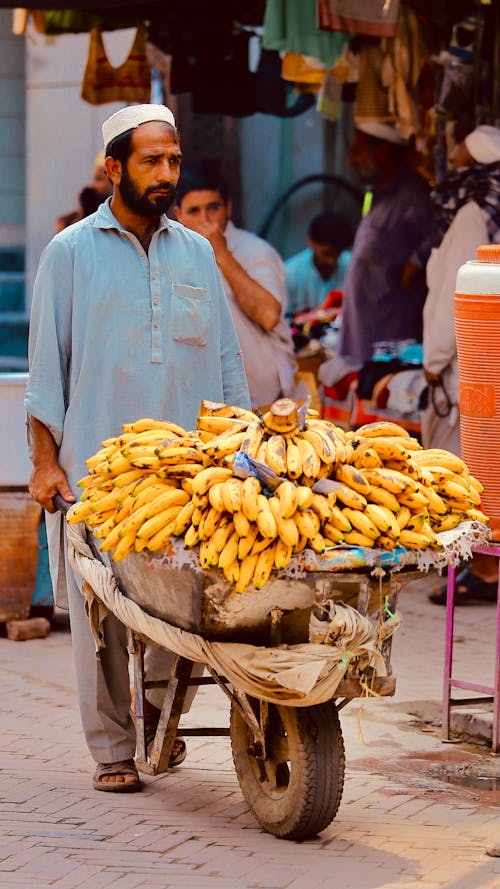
342, 508, 379, 540
183, 523, 200, 547
293, 534, 308, 554
301, 426, 337, 465
438, 480, 473, 502
294, 508, 321, 539
274, 538, 293, 570
223, 557, 240, 584
218, 530, 240, 570
157, 445, 201, 464
362, 468, 407, 494
211, 517, 235, 554
268, 497, 299, 547
335, 463, 371, 495
146, 519, 179, 552
235, 553, 259, 593
196, 415, 248, 434
377, 535, 397, 550
253, 543, 276, 589
430, 513, 462, 532
67, 500, 96, 524
397, 490, 430, 510
111, 531, 136, 562
327, 504, 352, 533
395, 505, 412, 530
221, 477, 243, 514
399, 529, 433, 549
136, 504, 184, 541
181, 477, 195, 497
286, 438, 302, 479
420, 485, 448, 515
343, 530, 376, 547
413, 449, 467, 474
198, 507, 224, 541
469, 475, 484, 495
364, 503, 391, 534
238, 523, 259, 559
354, 421, 410, 439
191, 466, 232, 496
265, 434, 288, 476
277, 480, 298, 519
322, 524, 345, 545
239, 421, 265, 459
309, 492, 331, 523
233, 510, 252, 538
293, 435, 321, 478
241, 476, 262, 522
465, 507, 489, 524
296, 485, 314, 510
122, 418, 188, 436
405, 512, 428, 532
353, 436, 408, 462
173, 500, 196, 536
352, 447, 383, 470
308, 533, 327, 553
256, 494, 278, 539
202, 430, 247, 460
208, 482, 226, 513
366, 486, 401, 513
335, 484, 368, 510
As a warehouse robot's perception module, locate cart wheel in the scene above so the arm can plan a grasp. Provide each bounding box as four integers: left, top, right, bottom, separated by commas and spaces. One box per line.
230, 697, 345, 840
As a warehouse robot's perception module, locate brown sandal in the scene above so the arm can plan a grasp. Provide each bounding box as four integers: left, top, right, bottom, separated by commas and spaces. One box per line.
93, 758, 142, 793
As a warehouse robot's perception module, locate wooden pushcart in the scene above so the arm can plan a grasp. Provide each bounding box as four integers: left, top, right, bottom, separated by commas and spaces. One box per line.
70, 518, 421, 841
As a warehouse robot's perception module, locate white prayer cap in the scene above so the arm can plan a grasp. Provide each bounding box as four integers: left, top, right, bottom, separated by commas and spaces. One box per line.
355, 121, 408, 146
102, 104, 176, 151
465, 125, 500, 164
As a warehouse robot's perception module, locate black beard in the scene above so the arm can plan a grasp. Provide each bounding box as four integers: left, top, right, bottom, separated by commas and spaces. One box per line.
119, 165, 176, 217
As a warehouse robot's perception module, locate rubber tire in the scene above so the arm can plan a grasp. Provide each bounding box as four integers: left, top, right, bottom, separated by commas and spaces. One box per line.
230, 698, 345, 840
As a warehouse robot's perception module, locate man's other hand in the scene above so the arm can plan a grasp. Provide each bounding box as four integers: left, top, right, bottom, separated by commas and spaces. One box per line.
29, 463, 75, 513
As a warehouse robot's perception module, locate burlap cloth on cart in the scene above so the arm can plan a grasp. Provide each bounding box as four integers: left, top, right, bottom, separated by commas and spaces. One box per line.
66, 521, 403, 707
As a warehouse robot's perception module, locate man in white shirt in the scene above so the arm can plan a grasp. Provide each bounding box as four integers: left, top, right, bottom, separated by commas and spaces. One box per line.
174, 167, 299, 408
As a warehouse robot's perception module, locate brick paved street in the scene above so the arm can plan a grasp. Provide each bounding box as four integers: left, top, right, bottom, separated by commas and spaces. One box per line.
1, 574, 499, 888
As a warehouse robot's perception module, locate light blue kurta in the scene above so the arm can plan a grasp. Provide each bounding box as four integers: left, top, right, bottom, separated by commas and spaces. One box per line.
25, 198, 250, 605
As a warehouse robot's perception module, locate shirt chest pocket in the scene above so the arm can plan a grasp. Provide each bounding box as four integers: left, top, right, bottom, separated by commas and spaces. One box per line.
170, 283, 211, 346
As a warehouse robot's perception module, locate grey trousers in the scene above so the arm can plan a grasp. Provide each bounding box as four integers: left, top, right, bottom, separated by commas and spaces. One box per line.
64, 546, 202, 764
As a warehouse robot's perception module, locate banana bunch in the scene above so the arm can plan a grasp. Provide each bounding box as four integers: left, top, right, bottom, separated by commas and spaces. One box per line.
69, 405, 489, 588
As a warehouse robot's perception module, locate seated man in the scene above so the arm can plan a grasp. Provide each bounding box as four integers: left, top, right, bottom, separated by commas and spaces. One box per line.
285, 211, 352, 316
175, 167, 299, 408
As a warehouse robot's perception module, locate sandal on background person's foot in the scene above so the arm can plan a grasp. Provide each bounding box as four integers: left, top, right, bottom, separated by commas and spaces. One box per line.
428, 568, 498, 605
93, 758, 142, 792
141, 699, 188, 767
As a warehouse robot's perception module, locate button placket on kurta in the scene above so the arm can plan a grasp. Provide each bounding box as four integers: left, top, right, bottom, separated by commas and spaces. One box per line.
119, 227, 166, 365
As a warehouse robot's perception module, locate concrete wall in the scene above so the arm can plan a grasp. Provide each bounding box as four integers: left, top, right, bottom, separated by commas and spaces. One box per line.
25, 26, 137, 301
0, 11, 25, 247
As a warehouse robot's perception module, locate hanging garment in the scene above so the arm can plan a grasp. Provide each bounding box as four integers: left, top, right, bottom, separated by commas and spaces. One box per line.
281, 53, 327, 91
317, 0, 400, 38
354, 42, 394, 122
262, 0, 348, 68
81, 25, 152, 106
255, 49, 314, 117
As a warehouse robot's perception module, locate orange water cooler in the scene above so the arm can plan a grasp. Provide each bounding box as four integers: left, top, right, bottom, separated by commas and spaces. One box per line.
455, 244, 500, 528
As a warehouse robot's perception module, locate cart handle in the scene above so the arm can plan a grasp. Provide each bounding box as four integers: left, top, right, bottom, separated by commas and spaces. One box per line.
53, 493, 74, 515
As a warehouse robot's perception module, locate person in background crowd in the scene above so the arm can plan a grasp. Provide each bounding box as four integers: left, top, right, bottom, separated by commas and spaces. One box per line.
422, 123, 500, 605
337, 122, 436, 366
26, 104, 249, 792
175, 166, 301, 408
284, 210, 352, 316
55, 151, 113, 233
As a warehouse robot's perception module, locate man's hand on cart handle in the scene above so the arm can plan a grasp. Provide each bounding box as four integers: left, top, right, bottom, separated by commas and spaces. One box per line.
28, 463, 75, 514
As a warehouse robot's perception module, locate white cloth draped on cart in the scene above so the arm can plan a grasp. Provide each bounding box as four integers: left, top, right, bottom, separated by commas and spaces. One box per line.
66, 522, 396, 707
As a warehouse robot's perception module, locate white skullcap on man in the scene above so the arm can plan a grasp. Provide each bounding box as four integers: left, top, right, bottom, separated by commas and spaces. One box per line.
465, 125, 500, 165
355, 121, 408, 146
102, 104, 176, 152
